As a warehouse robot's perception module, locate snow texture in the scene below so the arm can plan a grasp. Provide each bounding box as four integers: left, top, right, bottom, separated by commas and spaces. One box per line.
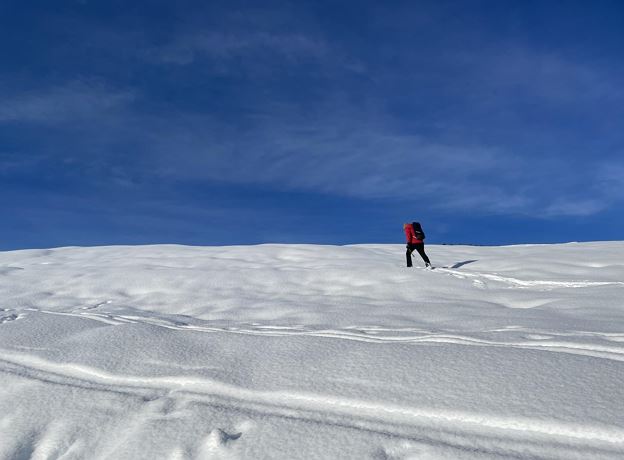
0, 242, 623, 459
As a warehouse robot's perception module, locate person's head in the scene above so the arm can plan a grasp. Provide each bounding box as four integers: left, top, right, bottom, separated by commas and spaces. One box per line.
412, 222, 422, 232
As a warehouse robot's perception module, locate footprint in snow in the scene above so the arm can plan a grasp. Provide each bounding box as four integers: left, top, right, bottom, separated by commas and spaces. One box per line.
213, 429, 242, 444
0, 314, 19, 324
196, 428, 242, 456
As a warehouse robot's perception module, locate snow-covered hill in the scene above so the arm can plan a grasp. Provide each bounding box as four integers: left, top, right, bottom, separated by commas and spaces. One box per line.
1, 243, 623, 459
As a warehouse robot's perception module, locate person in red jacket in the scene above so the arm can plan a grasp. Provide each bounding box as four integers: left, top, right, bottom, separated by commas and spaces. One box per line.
404, 222, 431, 268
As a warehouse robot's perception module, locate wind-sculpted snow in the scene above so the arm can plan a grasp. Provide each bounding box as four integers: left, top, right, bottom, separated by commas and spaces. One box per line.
0, 243, 623, 459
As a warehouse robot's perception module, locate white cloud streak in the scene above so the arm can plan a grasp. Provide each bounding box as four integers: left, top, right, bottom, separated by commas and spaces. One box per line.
3, 15, 622, 220
152, 31, 329, 66
4, 78, 615, 218
0, 81, 134, 123
133, 104, 609, 217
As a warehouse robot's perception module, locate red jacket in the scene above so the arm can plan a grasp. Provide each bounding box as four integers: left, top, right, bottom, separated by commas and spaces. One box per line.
404, 224, 423, 244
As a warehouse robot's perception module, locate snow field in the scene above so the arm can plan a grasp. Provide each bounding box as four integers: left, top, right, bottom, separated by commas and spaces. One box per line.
1, 242, 623, 459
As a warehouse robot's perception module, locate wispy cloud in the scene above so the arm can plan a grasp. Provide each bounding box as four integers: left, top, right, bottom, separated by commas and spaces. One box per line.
0, 80, 134, 123
4, 77, 618, 218
3, 2, 622, 222
595, 162, 624, 201
543, 198, 607, 217
475, 47, 624, 109
0, 151, 47, 174
119, 100, 603, 217
151, 31, 329, 66
137, 7, 366, 78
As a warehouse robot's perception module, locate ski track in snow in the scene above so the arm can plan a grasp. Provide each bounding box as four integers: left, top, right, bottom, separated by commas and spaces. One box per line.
1, 351, 624, 458
18, 285, 624, 363
1, 243, 624, 459
17, 307, 624, 364
433, 267, 624, 290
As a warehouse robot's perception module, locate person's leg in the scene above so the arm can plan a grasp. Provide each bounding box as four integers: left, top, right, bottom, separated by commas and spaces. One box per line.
405, 245, 413, 267
414, 243, 431, 265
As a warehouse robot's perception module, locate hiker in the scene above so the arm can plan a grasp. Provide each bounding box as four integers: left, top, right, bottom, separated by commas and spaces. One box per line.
404, 222, 431, 268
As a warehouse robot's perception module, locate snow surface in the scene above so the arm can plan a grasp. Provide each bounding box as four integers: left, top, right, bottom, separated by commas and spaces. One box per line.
1, 242, 624, 459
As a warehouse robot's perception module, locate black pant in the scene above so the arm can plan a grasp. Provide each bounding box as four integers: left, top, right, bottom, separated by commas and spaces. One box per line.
406, 243, 430, 267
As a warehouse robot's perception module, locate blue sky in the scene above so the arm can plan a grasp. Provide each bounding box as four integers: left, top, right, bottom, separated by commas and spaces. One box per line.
1, 0, 623, 249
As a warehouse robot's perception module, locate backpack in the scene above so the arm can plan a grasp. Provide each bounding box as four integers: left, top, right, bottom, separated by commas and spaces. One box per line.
412, 222, 425, 240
